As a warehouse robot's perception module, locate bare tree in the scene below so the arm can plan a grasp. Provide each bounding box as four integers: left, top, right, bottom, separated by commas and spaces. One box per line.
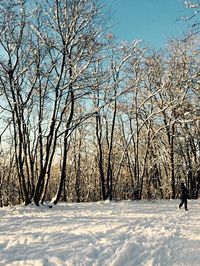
0, 0, 109, 206
183, 1, 200, 31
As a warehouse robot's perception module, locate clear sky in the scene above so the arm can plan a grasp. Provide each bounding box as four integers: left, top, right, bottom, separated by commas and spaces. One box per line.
102, 0, 190, 48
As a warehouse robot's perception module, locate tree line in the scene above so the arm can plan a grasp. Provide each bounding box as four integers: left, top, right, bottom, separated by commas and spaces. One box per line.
0, 0, 199, 207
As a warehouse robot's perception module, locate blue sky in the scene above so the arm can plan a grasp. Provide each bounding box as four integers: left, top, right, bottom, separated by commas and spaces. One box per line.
102, 0, 189, 48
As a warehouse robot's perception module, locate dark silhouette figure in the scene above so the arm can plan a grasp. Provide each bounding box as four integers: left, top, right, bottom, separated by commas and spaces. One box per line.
179, 182, 189, 211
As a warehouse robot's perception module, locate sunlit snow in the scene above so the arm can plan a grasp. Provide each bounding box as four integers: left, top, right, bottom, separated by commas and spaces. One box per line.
1, 200, 200, 266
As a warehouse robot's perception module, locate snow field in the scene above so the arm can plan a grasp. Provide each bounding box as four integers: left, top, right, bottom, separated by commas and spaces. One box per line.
0, 200, 200, 266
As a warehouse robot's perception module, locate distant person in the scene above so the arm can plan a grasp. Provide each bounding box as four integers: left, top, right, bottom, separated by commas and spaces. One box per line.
179, 182, 189, 211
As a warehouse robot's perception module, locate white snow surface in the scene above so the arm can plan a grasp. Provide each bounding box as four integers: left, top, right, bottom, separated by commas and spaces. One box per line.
1, 200, 200, 266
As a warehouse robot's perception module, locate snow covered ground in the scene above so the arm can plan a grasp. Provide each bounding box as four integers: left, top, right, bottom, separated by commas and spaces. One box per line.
0, 200, 200, 266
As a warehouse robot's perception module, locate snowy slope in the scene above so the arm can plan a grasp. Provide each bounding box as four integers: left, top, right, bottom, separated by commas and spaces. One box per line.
0, 200, 200, 266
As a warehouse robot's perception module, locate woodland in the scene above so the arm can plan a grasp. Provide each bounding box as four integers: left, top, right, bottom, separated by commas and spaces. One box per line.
0, 0, 199, 206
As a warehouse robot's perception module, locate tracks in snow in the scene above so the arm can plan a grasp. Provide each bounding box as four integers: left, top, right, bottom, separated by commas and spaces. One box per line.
1, 200, 200, 266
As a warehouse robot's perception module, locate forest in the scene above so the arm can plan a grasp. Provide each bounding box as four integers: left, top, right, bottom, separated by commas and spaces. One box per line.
0, 0, 199, 207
